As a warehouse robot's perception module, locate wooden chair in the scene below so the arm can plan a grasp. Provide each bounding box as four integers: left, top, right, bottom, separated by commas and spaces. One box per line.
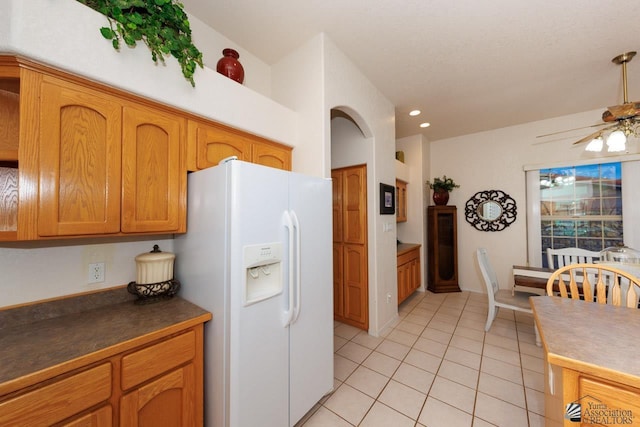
546, 247, 600, 269
476, 248, 541, 345
546, 263, 640, 307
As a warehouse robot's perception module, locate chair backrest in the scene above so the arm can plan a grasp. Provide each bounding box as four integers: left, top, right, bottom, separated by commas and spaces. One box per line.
546, 247, 600, 269
476, 248, 498, 301
546, 263, 640, 308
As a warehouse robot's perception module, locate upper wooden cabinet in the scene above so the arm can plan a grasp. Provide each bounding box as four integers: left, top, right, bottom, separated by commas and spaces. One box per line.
38, 76, 123, 237
121, 104, 185, 233
187, 119, 291, 172
396, 179, 407, 223
0, 56, 187, 241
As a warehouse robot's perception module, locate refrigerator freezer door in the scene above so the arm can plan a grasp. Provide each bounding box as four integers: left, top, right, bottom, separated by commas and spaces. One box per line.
288, 174, 334, 426
228, 161, 290, 427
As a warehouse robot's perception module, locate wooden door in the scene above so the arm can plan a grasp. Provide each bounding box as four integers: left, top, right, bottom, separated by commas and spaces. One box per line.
120, 364, 197, 427
121, 104, 186, 233
332, 165, 368, 330
38, 77, 122, 236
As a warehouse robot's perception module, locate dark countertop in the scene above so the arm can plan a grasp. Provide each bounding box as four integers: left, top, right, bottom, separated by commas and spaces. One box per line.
397, 243, 421, 256
0, 286, 211, 396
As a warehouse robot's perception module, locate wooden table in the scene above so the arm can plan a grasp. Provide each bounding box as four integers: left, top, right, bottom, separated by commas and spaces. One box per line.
531, 296, 640, 426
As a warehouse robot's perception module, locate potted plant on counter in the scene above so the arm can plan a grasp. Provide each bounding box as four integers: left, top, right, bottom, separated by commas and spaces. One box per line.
426, 175, 459, 206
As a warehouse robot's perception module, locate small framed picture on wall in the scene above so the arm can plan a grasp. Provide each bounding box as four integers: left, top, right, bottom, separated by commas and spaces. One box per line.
380, 183, 395, 215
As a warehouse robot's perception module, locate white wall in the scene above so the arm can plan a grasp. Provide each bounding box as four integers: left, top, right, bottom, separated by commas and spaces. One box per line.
269, 33, 399, 334
1, 0, 296, 147
270, 35, 327, 177
331, 116, 372, 169
396, 135, 427, 291
322, 36, 397, 335
0, 238, 173, 307
429, 108, 640, 294
186, 14, 271, 97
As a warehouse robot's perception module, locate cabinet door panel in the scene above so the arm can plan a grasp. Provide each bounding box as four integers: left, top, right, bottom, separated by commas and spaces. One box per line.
252, 143, 291, 171
121, 364, 196, 427
343, 244, 368, 325
38, 79, 121, 236
191, 121, 252, 169
0, 363, 111, 426
121, 104, 185, 233
333, 243, 344, 317
343, 168, 366, 244
331, 170, 343, 242
61, 405, 112, 427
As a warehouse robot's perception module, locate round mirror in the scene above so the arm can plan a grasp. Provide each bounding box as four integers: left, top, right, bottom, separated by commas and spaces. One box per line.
477, 201, 503, 221
465, 190, 517, 232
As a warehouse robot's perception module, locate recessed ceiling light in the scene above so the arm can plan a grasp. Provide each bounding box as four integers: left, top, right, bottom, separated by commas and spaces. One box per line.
409, 110, 421, 116
420, 122, 431, 128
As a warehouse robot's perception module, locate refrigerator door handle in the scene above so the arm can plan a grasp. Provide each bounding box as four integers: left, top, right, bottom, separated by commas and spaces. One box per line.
291, 210, 302, 324
282, 211, 295, 327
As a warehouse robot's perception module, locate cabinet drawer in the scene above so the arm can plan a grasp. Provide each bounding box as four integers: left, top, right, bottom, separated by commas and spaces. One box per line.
398, 248, 419, 266
0, 363, 111, 426
121, 330, 195, 390
579, 375, 640, 419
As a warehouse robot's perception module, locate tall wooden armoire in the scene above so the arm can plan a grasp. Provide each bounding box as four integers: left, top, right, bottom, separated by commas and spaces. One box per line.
427, 205, 460, 293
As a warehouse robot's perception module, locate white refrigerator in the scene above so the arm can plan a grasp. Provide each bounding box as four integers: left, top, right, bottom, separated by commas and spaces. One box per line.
174, 159, 333, 427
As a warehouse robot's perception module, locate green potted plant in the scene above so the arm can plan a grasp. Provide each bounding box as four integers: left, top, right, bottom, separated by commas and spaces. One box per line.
78, 0, 203, 87
426, 175, 459, 206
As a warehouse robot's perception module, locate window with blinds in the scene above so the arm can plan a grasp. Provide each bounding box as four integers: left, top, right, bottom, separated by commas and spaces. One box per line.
539, 162, 623, 267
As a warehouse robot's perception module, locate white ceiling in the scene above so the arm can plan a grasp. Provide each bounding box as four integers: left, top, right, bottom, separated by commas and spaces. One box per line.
180, 0, 640, 141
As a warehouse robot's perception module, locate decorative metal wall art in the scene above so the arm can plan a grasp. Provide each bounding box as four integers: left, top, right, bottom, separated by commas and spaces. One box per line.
464, 190, 517, 232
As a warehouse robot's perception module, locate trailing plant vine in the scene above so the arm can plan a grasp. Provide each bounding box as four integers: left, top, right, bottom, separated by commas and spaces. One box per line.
78, 0, 203, 86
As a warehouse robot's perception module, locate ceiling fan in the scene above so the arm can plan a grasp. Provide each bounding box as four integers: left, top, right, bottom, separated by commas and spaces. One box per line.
539, 51, 640, 152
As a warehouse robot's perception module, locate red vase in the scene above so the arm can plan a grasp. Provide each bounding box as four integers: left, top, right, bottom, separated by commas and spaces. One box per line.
216, 48, 244, 84
432, 189, 449, 206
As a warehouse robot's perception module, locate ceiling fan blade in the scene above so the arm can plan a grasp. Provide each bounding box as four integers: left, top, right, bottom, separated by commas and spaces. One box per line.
603, 102, 640, 122
536, 122, 611, 138
572, 124, 618, 145
572, 130, 603, 145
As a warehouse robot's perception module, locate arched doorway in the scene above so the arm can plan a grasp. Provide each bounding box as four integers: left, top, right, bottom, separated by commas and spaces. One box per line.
330, 108, 373, 331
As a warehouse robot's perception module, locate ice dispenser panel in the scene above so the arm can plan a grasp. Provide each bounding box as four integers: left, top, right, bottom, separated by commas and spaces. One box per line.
242, 243, 283, 306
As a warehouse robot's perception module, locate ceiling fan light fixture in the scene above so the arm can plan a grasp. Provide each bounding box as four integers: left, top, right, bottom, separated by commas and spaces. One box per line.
585, 137, 604, 152
606, 130, 627, 152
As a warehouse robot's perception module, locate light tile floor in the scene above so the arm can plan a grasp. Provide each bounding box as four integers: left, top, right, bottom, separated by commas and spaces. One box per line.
296, 290, 545, 427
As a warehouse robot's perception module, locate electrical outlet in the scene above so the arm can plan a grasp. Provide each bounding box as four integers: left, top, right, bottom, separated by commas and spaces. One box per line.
88, 262, 105, 284
387, 293, 392, 303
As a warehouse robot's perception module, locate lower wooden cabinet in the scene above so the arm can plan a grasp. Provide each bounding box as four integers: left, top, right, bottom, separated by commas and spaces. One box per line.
0, 326, 204, 427
62, 406, 113, 427
0, 363, 112, 426
397, 244, 421, 304
121, 364, 196, 427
